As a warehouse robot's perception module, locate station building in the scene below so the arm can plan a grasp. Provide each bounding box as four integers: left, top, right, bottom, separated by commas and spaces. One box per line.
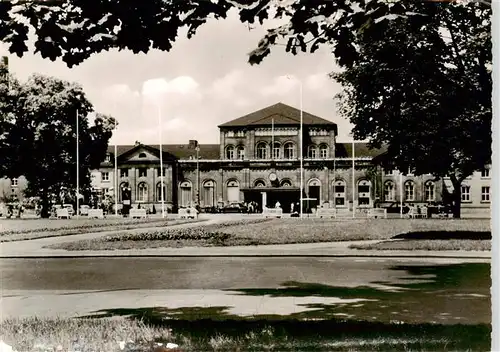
90, 102, 491, 215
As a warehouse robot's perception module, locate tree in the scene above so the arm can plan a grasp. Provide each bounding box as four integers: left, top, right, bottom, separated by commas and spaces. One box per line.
332, 1, 491, 218
1, 0, 491, 218
0, 73, 116, 217
0, 0, 450, 67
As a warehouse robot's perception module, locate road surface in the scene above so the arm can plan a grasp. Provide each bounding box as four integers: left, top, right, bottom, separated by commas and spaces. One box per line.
0, 257, 490, 324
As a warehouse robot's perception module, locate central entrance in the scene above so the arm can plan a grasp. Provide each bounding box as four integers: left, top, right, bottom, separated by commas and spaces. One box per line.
242, 187, 300, 213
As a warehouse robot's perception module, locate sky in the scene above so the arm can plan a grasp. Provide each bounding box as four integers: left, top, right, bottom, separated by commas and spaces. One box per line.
0, 8, 354, 146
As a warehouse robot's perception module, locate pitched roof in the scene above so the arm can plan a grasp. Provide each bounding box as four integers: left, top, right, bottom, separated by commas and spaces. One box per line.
107, 144, 220, 160
218, 102, 337, 129
335, 143, 387, 158
107, 142, 385, 160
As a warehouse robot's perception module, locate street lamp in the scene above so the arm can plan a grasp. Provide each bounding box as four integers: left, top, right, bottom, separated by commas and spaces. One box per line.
113, 101, 118, 217
158, 105, 166, 218
286, 75, 304, 219
76, 108, 80, 219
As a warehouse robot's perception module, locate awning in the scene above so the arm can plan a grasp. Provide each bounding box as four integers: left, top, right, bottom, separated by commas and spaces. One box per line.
241, 187, 300, 192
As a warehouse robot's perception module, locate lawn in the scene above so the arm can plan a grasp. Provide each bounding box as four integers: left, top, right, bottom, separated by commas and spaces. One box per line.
45, 218, 491, 251
0, 316, 490, 352
0, 217, 205, 242
350, 229, 491, 251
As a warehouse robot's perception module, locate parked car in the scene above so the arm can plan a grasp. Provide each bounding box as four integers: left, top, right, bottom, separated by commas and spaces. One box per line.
223, 202, 247, 213
79, 205, 90, 216
63, 204, 75, 217
384, 202, 410, 214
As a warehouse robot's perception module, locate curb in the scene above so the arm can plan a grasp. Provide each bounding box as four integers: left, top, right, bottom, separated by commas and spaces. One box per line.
0, 254, 491, 259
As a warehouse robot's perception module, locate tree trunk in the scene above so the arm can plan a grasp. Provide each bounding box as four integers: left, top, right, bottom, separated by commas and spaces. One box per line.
40, 191, 50, 218
451, 187, 461, 218
450, 175, 463, 219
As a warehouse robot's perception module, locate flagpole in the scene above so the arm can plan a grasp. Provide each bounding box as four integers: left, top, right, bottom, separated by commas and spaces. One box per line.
158, 104, 165, 218
299, 81, 304, 219
400, 171, 403, 218
114, 123, 118, 217
352, 139, 355, 218
76, 109, 79, 219
333, 146, 336, 212
272, 117, 275, 160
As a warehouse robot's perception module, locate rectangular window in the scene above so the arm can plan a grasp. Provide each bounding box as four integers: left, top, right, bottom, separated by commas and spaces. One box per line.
101, 172, 109, 182
120, 169, 128, 178
358, 185, 370, 193
334, 185, 345, 193
157, 167, 167, 177
481, 186, 490, 202
384, 168, 394, 176
102, 187, 109, 194
335, 197, 345, 206
461, 185, 471, 202
105, 153, 111, 162
481, 169, 490, 178
11, 178, 18, 187
139, 168, 148, 177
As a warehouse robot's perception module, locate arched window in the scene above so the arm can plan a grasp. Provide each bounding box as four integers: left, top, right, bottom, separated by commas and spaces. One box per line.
272, 142, 281, 159
280, 179, 292, 187
254, 180, 266, 188
384, 181, 395, 202
203, 180, 216, 207
357, 179, 371, 206
425, 181, 435, 202
180, 180, 192, 207
227, 179, 240, 202
138, 152, 147, 158
405, 180, 415, 201
236, 146, 245, 160
333, 179, 346, 206
225, 145, 235, 160
137, 182, 148, 202
156, 182, 166, 202
308, 145, 318, 159
284, 142, 295, 159
319, 144, 329, 158
256, 142, 268, 159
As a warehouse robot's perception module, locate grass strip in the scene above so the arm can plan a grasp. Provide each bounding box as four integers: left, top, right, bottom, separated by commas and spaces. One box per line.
349, 239, 491, 251
0, 317, 490, 351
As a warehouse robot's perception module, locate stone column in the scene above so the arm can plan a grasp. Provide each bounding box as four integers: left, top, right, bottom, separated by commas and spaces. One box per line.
261, 191, 267, 208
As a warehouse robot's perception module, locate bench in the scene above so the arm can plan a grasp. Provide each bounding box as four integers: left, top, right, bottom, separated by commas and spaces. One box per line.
88, 209, 104, 219
56, 208, 70, 219
263, 208, 283, 218
178, 207, 199, 219
130, 208, 147, 219
316, 208, 336, 218
367, 208, 387, 219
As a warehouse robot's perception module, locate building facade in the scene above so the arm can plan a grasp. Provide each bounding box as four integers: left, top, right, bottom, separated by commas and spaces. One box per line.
89, 102, 491, 215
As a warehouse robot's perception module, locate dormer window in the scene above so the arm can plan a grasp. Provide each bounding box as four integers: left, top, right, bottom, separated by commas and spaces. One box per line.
105, 153, 111, 162
138, 152, 147, 158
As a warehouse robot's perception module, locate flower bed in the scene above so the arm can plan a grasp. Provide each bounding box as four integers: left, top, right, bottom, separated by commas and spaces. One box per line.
1, 218, 205, 242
